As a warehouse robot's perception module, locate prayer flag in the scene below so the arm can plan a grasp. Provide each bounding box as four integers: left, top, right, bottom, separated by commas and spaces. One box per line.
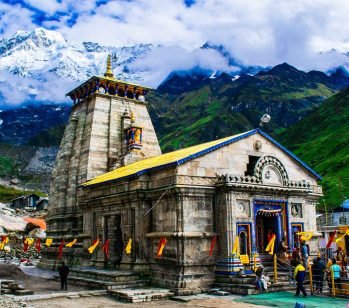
209, 235, 217, 256
156, 238, 167, 257
125, 238, 132, 254
35, 238, 41, 253
45, 238, 53, 247
25, 237, 35, 246
88, 239, 100, 254
232, 236, 239, 255
336, 229, 349, 243
297, 231, 314, 241
65, 239, 77, 247
57, 239, 65, 259
102, 239, 110, 258
1, 236, 8, 244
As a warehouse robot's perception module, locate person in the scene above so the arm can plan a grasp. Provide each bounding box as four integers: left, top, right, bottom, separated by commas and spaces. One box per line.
312, 257, 326, 294
279, 237, 288, 261
294, 259, 307, 297
58, 261, 70, 291
330, 258, 342, 292
300, 241, 308, 269
255, 265, 269, 292
291, 247, 301, 267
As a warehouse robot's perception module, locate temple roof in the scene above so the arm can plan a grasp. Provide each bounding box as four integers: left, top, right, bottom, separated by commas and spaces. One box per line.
82, 128, 322, 187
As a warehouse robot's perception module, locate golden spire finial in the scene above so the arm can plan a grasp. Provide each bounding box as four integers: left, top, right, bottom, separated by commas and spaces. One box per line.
130, 111, 136, 123
104, 54, 114, 78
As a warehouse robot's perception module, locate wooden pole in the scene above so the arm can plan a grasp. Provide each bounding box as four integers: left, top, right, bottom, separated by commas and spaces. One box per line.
308, 263, 313, 295
274, 254, 277, 283
331, 268, 336, 297
254, 253, 257, 272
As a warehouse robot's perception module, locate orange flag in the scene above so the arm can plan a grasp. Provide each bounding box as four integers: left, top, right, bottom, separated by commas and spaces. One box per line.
35, 238, 41, 253
102, 239, 109, 258
209, 235, 217, 256
88, 239, 100, 254
65, 239, 77, 247
57, 239, 65, 259
156, 238, 167, 257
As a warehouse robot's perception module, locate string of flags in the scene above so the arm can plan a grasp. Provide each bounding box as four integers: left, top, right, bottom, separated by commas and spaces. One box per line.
0, 234, 221, 259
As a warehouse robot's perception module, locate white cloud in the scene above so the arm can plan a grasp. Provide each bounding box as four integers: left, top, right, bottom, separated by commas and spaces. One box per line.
0, 71, 77, 107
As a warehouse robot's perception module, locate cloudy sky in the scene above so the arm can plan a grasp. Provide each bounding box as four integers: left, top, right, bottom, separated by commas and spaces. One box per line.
1, 0, 349, 107
2, 0, 349, 69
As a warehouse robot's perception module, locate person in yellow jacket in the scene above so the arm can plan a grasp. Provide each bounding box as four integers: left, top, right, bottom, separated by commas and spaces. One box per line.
294, 259, 307, 297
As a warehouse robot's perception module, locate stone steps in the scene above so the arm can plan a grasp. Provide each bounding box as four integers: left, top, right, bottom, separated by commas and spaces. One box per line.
69, 268, 141, 283
54, 274, 150, 290
214, 281, 295, 295
108, 288, 174, 303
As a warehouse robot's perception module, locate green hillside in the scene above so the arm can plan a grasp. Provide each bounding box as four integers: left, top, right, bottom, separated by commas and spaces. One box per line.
277, 87, 349, 210
150, 64, 338, 152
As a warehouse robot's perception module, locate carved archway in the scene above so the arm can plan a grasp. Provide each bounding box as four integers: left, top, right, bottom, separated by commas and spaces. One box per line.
254, 156, 289, 186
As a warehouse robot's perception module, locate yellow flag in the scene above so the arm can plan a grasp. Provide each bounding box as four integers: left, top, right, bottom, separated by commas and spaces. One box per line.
125, 238, 132, 254
232, 236, 240, 256
45, 238, 53, 247
0, 242, 4, 250
336, 229, 349, 243
265, 235, 276, 255
25, 238, 35, 246
297, 231, 314, 241
88, 239, 99, 253
65, 239, 77, 247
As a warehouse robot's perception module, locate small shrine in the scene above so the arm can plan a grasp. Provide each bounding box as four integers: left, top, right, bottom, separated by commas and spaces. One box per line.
125, 111, 143, 151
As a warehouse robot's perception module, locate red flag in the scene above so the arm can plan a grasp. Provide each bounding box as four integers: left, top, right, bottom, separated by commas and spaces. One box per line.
1, 235, 7, 243
23, 241, 29, 252
209, 235, 217, 256
102, 239, 110, 258
156, 238, 167, 257
326, 231, 337, 249
35, 238, 41, 253
57, 239, 65, 259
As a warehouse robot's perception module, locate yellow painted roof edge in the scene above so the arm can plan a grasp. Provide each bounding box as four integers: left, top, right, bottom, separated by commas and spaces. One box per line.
82, 130, 252, 187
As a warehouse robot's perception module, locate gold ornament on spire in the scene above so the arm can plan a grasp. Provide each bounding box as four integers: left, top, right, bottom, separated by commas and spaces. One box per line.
104, 54, 114, 78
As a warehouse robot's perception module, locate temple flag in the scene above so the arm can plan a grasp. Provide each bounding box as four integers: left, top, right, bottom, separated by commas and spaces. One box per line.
156, 238, 167, 257
336, 229, 349, 243
0, 236, 8, 250
265, 234, 276, 255
232, 236, 239, 255
326, 231, 337, 248
57, 239, 65, 259
35, 238, 41, 253
45, 238, 53, 247
25, 238, 35, 246
65, 239, 77, 247
297, 231, 314, 241
88, 239, 100, 254
102, 239, 110, 258
209, 235, 217, 256
125, 238, 132, 254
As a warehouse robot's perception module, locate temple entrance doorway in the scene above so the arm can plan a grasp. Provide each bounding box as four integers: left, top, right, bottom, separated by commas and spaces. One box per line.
256, 214, 278, 253
114, 214, 123, 269
254, 199, 288, 254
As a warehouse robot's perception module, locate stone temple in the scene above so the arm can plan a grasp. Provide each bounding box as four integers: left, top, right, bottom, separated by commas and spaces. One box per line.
40, 57, 323, 292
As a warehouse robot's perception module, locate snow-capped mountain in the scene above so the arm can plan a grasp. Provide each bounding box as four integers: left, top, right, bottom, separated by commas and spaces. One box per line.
0, 27, 155, 83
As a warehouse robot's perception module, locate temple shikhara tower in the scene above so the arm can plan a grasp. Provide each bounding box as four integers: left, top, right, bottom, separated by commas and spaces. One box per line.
41, 56, 323, 293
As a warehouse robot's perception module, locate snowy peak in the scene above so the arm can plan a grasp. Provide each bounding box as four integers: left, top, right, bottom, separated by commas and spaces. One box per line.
0, 27, 154, 82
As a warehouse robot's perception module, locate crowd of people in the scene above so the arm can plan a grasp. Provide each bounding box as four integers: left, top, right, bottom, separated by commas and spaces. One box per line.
255, 239, 346, 297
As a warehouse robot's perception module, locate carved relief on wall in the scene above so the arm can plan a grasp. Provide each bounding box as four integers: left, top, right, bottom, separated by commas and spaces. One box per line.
291, 203, 303, 218
254, 156, 289, 186
236, 199, 250, 217
254, 140, 262, 151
